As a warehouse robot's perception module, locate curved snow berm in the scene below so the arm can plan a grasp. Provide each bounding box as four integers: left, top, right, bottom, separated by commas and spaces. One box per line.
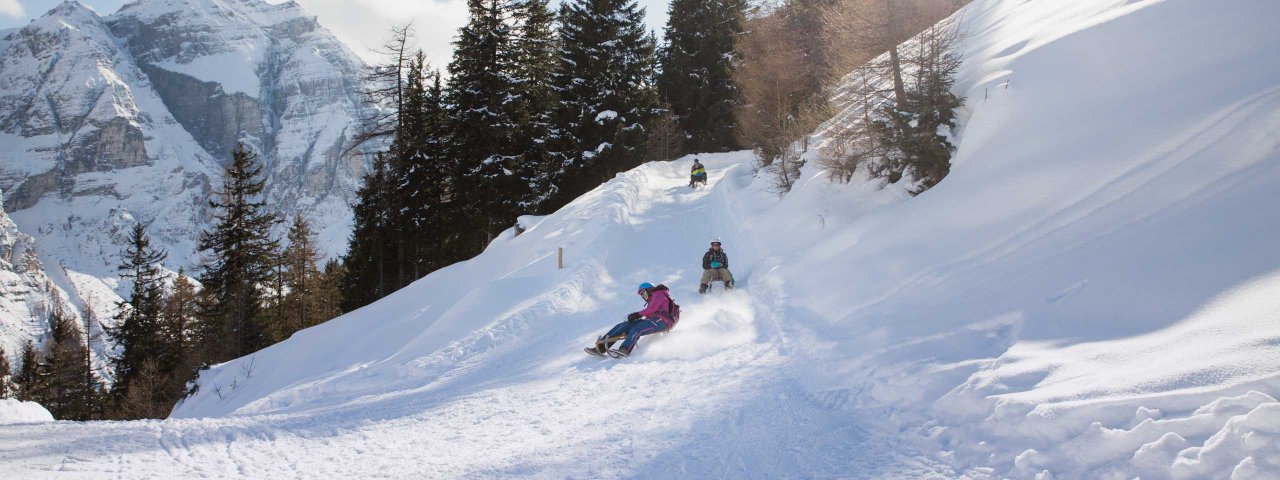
788, 0, 1280, 477
1, 0, 1278, 478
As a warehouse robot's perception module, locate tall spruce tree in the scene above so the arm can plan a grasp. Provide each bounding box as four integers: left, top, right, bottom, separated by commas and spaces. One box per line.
658, 0, 746, 153
14, 340, 41, 403
548, 0, 660, 208
388, 53, 427, 289
448, 0, 525, 246
341, 155, 395, 312
394, 56, 455, 283
43, 308, 100, 420
109, 223, 168, 406
511, 0, 560, 212
195, 145, 281, 363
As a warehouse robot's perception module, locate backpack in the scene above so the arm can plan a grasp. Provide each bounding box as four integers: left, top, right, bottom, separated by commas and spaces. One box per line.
653, 284, 681, 327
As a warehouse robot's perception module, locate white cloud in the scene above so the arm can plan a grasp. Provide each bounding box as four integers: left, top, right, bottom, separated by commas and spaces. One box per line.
0, 0, 26, 19
286, 0, 470, 69
288, 0, 669, 71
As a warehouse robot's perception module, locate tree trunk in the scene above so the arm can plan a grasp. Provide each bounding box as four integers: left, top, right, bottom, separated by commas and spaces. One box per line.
888, 45, 907, 109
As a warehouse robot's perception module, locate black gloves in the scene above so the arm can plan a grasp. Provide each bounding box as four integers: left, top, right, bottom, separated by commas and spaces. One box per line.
627, 312, 642, 322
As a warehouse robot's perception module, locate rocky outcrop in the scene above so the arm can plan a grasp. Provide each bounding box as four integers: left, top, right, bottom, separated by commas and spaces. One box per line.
0, 1, 156, 210
4, 171, 62, 212
141, 64, 266, 160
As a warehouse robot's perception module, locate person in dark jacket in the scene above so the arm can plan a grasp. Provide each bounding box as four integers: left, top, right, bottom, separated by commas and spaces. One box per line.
700, 238, 734, 294
690, 158, 707, 188
587, 283, 680, 357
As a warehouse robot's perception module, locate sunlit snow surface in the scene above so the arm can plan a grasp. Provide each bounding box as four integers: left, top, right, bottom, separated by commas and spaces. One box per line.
2, 0, 1279, 478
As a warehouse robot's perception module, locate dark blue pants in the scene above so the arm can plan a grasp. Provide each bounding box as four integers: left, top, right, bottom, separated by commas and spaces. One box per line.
601, 318, 670, 352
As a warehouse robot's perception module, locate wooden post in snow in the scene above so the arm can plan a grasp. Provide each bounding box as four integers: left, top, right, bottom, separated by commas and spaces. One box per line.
558, 247, 564, 270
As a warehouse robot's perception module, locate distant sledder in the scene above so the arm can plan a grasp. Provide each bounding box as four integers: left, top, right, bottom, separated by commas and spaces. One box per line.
699, 238, 734, 294
586, 283, 681, 359
689, 158, 707, 189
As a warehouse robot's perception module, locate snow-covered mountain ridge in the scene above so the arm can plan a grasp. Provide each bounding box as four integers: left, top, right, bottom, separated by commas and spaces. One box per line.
0, 0, 371, 368
2, 0, 1279, 478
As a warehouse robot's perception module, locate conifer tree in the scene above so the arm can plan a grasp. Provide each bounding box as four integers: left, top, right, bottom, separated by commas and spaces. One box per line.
511, 0, 560, 211
658, 0, 746, 153
317, 259, 345, 320
394, 56, 454, 283
0, 345, 12, 399
109, 223, 168, 404
865, 23, 963, 193
43, 308, 100, 420
341, 155, 394, 312
548, 0, 660, 208
279, 214, 333, 334
448, 0, 525, 246
195, 145, 281, 363
160, 269, 199, 400
387, 53, 427, 289
81, 307, 104, 419
14, 340, 41, 403
265, 253, 288, 343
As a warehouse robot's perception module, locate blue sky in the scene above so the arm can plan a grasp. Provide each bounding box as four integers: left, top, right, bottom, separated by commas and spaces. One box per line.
0, 0, 671, 69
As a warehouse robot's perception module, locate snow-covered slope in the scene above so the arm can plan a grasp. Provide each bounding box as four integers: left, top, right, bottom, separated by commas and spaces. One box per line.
0, 0, 371, 370
2, 0, 1279, 478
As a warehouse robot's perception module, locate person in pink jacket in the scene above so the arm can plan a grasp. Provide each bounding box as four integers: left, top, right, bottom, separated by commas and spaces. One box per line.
586, 283, 681, 358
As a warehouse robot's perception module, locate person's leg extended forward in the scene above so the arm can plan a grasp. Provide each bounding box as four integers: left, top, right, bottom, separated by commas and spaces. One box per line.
620, 319, 671, 353
597, 321, 632, 351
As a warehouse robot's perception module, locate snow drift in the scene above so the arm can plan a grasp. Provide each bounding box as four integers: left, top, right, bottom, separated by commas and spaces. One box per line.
1, 0, 1278, 478
0, 399, 54, 425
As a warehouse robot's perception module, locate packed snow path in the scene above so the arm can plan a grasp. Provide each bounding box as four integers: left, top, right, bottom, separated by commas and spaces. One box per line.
0, 156, 952, 478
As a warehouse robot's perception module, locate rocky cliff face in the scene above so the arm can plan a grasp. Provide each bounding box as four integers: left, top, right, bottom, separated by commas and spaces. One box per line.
0, 1, 164, 211
0, 0, 374, 372
104, 0, 373, 253
0, 188, 90, 372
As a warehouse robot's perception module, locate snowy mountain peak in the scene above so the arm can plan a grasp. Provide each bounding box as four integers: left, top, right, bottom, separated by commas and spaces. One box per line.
0, 0, 371, 379
45, 0, 100, 19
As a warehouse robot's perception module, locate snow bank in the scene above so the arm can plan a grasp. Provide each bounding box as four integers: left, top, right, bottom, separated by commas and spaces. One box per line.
771, 0, 1280, 477
0, 399, 54, 425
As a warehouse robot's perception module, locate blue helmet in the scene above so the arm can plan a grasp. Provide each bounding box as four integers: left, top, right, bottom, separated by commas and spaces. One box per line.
637, 282, 654, 294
